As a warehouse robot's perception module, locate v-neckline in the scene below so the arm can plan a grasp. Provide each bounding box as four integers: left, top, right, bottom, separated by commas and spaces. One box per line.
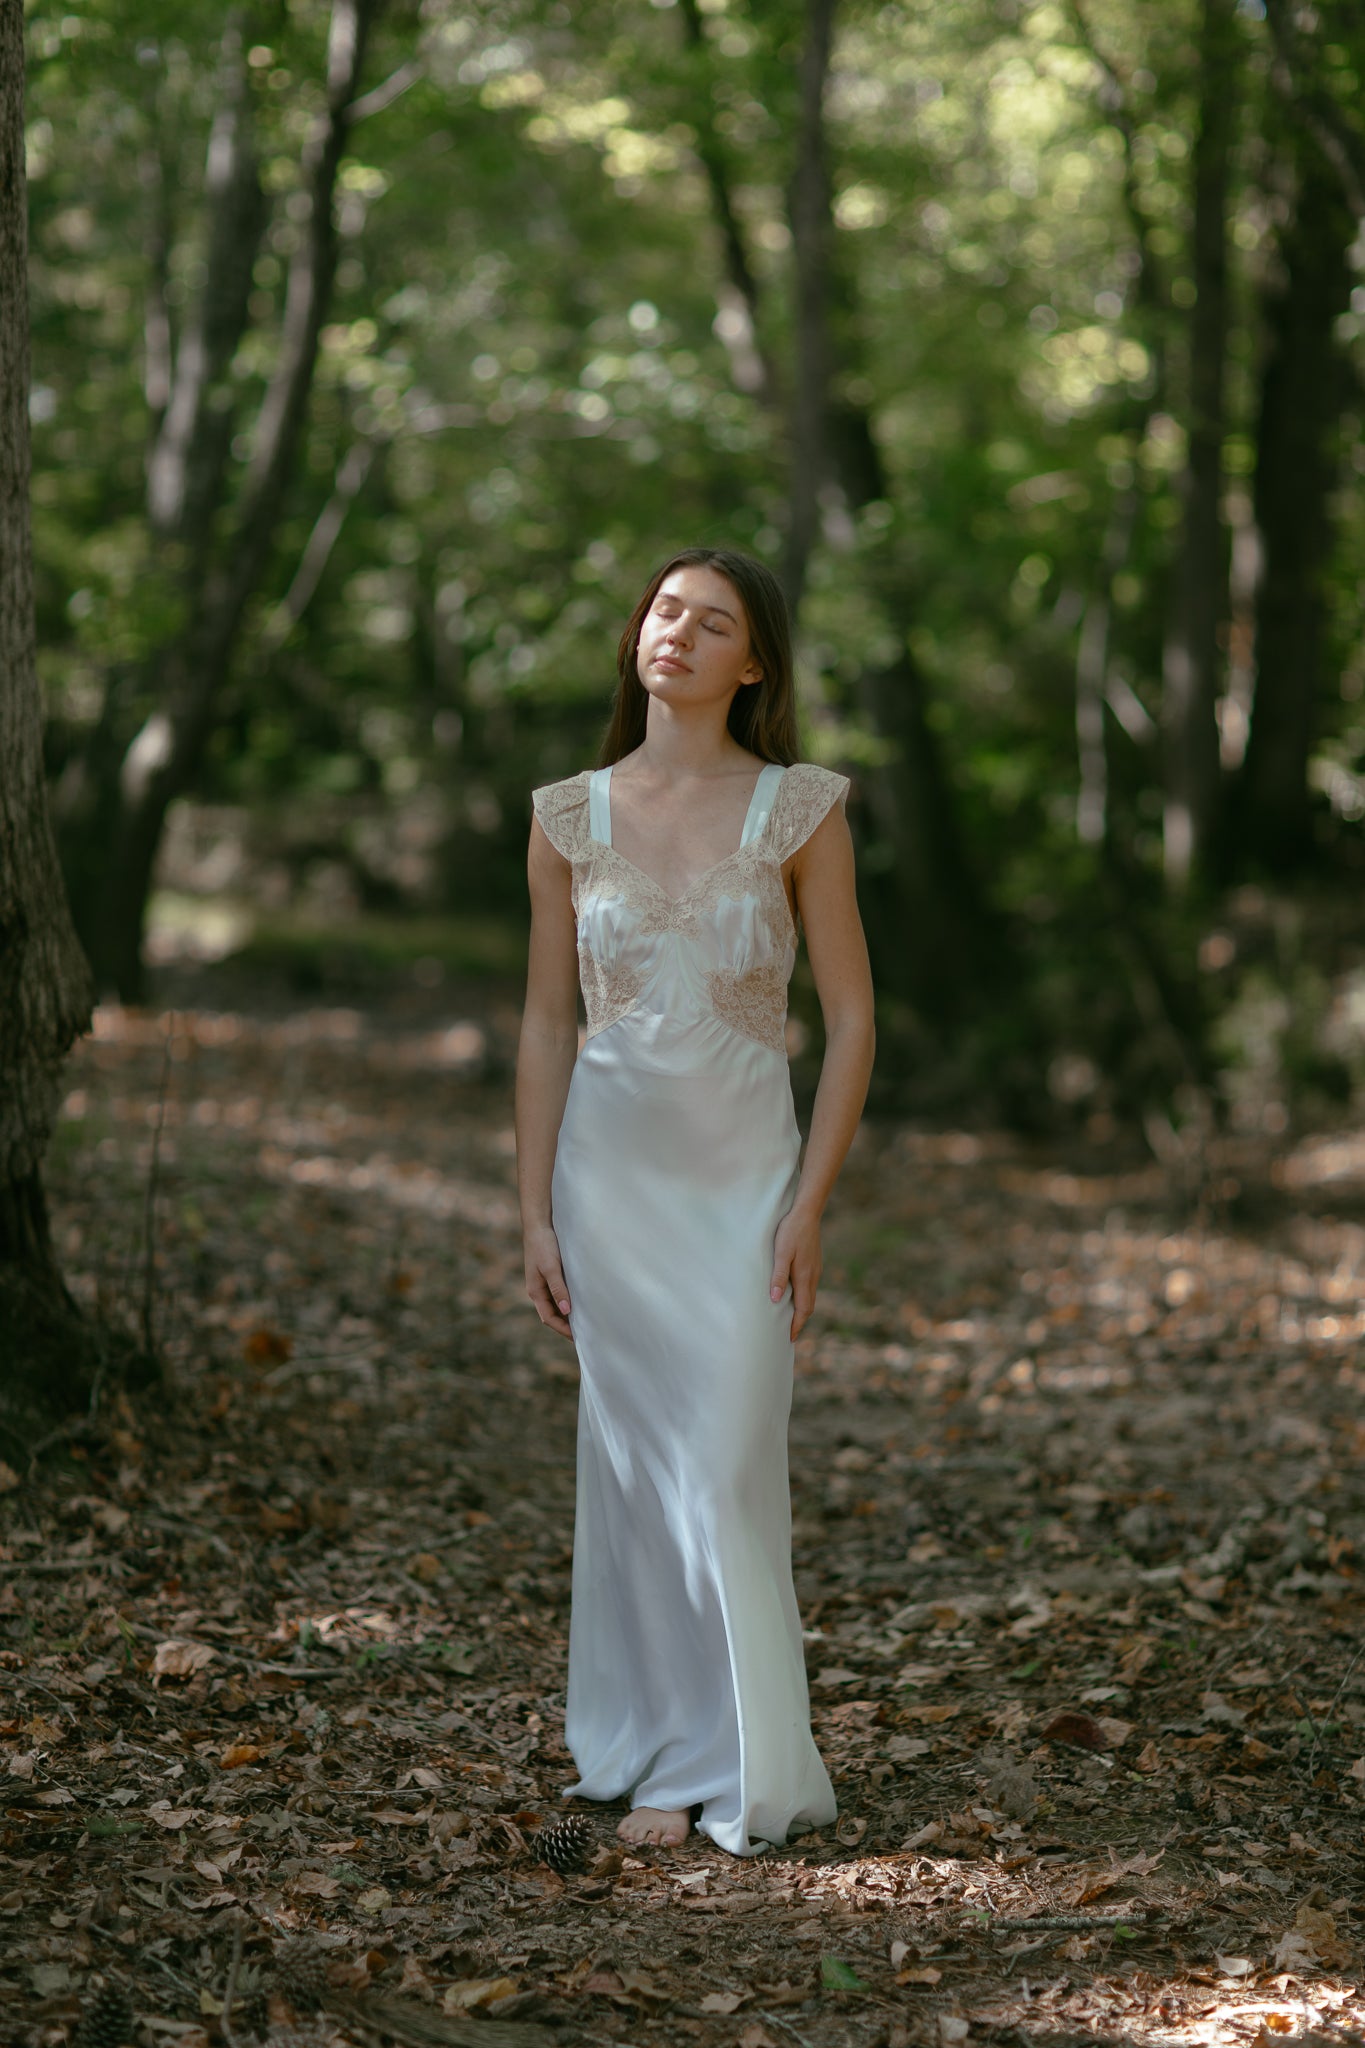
596, 761, 783, 906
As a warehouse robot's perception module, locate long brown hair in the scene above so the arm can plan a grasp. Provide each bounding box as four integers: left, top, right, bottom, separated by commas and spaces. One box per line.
597, 547, 801, 768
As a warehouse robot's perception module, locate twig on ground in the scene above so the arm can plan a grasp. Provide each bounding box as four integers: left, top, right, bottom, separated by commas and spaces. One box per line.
220, 1916, 244, 2048
1306, 1638, 1365, 1782
140, 1508, 237, 1558
761, 2009, 819, 2048
977, 1911, 1167, 1933
142, 1950, 206, 2000
262, 1350, 379, 1385
0, 1556, 125, 1574
139, 1016, 175, 1356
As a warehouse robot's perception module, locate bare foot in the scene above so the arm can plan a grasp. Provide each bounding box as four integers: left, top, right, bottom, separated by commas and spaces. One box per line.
617, 1805, 691, 1847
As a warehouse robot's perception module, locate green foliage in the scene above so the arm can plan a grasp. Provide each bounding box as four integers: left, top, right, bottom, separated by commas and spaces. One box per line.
23, 0, 1365, 1115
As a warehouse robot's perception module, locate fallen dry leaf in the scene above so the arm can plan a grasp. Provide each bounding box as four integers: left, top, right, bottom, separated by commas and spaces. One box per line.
698, 1991, 746, 2014
152, 1639, 216, 1683
443, 1978, 519, 2012
219, 1741, 263, 1768
616, 1968, 666, 2002
578, 1970, 625, 1997
1271, 1930, 1317, 1972
1040, 1710, 1111, 1751
904, 1820, 943, 1847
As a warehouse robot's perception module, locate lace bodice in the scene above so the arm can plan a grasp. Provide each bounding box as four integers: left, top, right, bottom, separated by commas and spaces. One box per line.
532, 761, 849, 1055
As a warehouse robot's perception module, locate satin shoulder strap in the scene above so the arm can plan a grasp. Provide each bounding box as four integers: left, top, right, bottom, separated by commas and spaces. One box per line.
739, 761, 787, 847
588, 764, 613, 846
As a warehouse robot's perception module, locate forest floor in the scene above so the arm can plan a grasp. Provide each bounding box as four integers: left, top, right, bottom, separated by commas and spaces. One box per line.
5, 972, 1365, 2048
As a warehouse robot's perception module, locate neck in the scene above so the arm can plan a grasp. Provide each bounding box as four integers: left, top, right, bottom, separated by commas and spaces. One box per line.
636, 701, 748, 777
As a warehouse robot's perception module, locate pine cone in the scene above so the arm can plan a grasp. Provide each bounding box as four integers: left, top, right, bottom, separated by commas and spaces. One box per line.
538, 1812, 593, 1873
77, 1985, 132, 2048
273, 1940, 330, 2012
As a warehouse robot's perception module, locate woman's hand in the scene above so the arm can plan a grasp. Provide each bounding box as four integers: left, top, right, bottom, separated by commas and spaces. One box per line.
770, 1207, 822, 1341
525, 1225, 573, 1340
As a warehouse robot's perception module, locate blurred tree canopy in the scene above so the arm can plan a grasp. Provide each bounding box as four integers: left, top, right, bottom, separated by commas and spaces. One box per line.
22, 0, 1365, 1125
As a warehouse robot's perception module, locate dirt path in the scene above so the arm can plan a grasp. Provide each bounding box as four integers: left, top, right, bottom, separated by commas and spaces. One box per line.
4, 1000, 1365, 2048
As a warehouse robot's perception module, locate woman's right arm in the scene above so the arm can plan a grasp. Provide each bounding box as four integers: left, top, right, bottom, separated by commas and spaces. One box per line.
515, 815, 580, 1340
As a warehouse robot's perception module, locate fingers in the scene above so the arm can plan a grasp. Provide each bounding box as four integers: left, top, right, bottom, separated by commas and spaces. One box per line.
791, 1282, 817, 1340
544, 1258, 571, 1321
527, 1264, 573, 1341
789, 1263, 819, 1340
770, 1243, 792, 1306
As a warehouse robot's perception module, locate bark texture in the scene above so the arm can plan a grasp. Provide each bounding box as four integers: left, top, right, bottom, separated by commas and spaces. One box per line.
1235, 142, 1354, 869
0, 0, 104, 1414
1161, 0, 1238, 889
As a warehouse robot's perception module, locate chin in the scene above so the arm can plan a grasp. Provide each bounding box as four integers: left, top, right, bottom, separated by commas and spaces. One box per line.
641, 672, 693, 702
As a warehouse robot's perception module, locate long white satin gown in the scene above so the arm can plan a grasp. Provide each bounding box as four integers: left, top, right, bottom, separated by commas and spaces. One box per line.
531, 758, 847, 1857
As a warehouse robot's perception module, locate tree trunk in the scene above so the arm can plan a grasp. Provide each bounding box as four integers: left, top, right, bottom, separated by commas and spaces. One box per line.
65, 0, 382, 1002
1161, 0, 1238, 890
0, 0, 115, 1426
1262, 0, 1365, 223
677, 0, 780, 407
779, 0, 998, 1022
1234, 142, 1354, 870
782, 0, 837, 614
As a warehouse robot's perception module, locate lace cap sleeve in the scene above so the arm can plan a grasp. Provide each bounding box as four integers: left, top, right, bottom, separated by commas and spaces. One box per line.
531, 772, 592, 862
770, 762, 850, 861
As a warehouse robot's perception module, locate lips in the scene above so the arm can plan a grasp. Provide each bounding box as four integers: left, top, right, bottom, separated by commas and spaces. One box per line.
651, 652, 691, 673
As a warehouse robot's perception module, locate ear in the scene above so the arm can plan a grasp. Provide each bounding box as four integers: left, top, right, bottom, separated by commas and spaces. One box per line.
739, 663, 763, 689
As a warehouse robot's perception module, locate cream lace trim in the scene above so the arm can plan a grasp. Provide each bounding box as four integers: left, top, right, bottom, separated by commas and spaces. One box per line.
531, 763, 848, 1051
578, 947, 646, 1042
707, 956, 791, 1055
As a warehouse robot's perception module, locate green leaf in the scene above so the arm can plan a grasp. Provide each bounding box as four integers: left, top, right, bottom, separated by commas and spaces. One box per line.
820, 1957, 866, 1991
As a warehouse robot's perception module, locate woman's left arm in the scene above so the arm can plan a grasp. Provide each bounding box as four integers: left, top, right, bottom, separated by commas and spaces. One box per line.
769, 801, 876, 1338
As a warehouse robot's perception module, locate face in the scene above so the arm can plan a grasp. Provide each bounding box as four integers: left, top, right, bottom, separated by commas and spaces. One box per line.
636, 564, 762, 712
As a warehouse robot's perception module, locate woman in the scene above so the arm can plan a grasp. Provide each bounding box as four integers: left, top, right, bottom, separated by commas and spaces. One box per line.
515, 546, 875, 1857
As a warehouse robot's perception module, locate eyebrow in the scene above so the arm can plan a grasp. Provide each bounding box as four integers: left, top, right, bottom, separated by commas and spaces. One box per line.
657, 593, 740, 625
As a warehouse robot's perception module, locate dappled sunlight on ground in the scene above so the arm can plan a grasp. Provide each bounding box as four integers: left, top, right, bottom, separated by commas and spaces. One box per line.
6, 997, 1365, 2044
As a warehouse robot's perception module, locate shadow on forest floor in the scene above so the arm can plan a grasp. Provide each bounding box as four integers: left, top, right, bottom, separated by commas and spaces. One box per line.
4, 982, 1365, 2048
